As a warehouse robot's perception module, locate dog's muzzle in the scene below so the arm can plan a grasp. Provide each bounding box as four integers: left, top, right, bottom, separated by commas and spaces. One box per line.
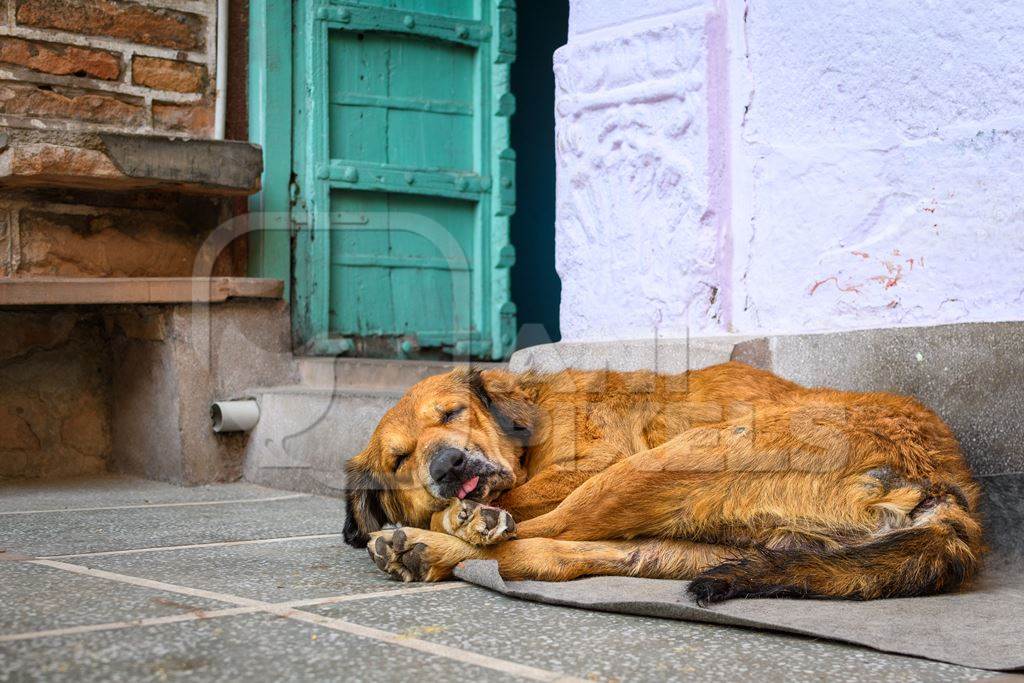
427, 447, 498, 500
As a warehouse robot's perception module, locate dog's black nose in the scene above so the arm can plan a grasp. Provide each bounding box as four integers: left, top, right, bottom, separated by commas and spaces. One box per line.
429, 447, 466, 484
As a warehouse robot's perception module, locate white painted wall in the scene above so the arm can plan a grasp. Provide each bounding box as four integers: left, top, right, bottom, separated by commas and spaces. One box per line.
555, 0, 724, 340
555, 0, 1024, 340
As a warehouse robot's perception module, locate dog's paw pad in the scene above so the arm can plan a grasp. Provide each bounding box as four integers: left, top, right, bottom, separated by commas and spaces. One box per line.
368, 537, 391, 572
367, 529, 417, 582
368, 528, 444, 582
444, 500, 516, 546
366, 527, 467, 583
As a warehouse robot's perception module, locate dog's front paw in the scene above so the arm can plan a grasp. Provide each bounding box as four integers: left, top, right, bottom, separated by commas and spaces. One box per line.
366, 527, 472, 582
440, 499, 516, 546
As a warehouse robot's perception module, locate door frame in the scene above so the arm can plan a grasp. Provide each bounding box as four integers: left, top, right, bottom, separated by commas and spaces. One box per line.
248, 0, 293, 301
248, 0, 518, 359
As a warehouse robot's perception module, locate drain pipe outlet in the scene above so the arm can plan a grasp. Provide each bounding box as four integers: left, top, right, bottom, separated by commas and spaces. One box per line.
211, 399, 259, 433
213, 0, 228, 139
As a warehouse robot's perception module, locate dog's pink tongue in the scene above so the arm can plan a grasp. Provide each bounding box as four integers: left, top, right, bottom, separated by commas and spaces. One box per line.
457, 476, 480, 500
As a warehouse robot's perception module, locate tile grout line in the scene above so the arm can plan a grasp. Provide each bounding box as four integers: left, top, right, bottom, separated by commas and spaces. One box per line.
24, 560, 586, 683
272, 607, 587, 683
279, 582, 468, 609
30, 559, 268, 607
0, 493, 313, 516
0, 584, 468, 644
40, 533, 347, 559
0, 607, 261, 643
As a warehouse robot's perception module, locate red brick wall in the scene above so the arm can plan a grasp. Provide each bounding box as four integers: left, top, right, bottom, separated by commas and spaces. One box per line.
0, 1, 254, 482
0, 0, 217, 137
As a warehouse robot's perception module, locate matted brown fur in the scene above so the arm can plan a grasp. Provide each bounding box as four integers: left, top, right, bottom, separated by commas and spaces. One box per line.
343, 362, 984, 604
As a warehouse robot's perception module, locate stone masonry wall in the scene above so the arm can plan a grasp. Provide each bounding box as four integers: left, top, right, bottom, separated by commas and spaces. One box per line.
0, 1, 249, 481
0, 310, 112, 478
0, 299, 294, 482
0, 188, 223, 277
0, 0, 218, 137
0, 0, 242, 281
557, 0, 1024, 339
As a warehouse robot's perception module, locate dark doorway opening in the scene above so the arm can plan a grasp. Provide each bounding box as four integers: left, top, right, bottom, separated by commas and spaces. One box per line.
510, 1, 568, 350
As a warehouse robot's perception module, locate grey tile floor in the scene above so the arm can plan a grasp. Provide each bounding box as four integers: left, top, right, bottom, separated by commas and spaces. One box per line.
0, 475, 1011, 682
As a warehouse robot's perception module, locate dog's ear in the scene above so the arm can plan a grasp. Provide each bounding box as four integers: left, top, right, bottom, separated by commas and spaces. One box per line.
466, 369, 538, 444
342, 453, 388, 547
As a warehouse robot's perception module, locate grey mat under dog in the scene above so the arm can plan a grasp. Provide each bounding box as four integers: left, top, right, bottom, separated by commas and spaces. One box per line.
455, 558, 1023, 671
455, 475, 1024, 671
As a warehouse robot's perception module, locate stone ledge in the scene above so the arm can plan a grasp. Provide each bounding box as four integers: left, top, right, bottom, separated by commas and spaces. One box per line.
509, 336, 748, 374
0, 127, 262, 196
0, 277, 283, 305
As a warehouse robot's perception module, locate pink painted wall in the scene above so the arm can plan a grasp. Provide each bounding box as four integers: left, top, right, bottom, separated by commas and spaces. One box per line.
555, 0, 1024, 340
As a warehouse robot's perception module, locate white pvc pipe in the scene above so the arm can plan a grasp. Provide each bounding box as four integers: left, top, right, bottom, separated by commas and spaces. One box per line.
213, 0, 228, 139
211, 399, 259, 433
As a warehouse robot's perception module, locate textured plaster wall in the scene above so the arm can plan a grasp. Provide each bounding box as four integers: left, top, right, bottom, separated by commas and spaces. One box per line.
556, 0, 1024, 339
556, 0, 724, 339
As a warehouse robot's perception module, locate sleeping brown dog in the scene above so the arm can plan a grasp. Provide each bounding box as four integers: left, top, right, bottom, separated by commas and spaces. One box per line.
343, 362, 983, 603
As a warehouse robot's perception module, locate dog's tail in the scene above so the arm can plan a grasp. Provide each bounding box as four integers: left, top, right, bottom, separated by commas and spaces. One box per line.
687, 493, 983, 605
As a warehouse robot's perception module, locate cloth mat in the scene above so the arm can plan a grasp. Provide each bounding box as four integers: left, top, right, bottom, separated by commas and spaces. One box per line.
457, 474, 1024, 670
455, 558, 1023, 671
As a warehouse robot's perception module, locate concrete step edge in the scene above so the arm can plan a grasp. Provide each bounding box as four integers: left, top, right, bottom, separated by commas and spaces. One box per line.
298, 357, 506, 390
245, 384, 407, 399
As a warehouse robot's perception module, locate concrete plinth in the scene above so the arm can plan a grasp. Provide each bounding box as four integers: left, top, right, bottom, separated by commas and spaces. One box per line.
108, 300, 296, 484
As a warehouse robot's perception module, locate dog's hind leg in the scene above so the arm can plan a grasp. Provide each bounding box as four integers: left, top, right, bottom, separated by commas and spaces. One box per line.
508, 404, 983, 601
510, 415, 868, 543
686, 483, 983, 603
367, 527, 737, 582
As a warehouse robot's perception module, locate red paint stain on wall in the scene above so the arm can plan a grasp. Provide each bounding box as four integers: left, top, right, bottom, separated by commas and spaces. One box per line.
809, 276, 862, 296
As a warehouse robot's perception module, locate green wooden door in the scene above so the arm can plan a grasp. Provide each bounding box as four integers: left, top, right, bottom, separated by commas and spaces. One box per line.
291, 0, 516, 359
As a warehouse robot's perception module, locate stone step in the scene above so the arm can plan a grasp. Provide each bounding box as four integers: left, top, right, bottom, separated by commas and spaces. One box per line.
245, 322, 1024, 515
298, 357, 480, 391
242, 385, 404, 497
728, 322, 1024, 479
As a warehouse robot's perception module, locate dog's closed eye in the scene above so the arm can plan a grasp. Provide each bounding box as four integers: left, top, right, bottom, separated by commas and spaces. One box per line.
392, 451, 412, 472
441, 406, 465, 424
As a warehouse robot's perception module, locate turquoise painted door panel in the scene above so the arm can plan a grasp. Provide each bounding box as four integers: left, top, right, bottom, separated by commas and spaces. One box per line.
328, 190, 475, 343
292, 0, 516, 359
327, 29, 475, 170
